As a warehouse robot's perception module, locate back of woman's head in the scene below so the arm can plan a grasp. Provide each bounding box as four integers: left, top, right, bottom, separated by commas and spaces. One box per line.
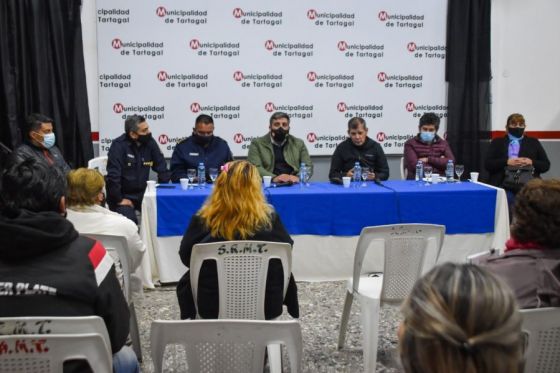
399, 262, 522, 373
511, 178, 560, 248
66, 168, 105, 207
198, 160, 272, 240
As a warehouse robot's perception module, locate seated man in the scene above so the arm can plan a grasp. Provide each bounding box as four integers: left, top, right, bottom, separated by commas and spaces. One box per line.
329, 117, 389, 182
403, 112, 455, 179
14, 113, 71, 174
0, 157, 138, 373
106, 114, 170, 224
248, 111, 313, 183
170, 114, 233, 182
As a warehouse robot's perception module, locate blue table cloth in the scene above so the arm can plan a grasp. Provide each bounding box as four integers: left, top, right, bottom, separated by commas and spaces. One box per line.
156, 181, 496, 237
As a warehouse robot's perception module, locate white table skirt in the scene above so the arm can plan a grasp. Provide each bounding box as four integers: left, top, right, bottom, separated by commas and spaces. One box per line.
138, 182, 509, 287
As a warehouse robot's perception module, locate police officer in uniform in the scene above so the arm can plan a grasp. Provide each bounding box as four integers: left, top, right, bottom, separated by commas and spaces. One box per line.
106, 114, 170, 224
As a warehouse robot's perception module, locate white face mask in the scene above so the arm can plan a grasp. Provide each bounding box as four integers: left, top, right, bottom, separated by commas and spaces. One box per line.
42, 133, 56, 149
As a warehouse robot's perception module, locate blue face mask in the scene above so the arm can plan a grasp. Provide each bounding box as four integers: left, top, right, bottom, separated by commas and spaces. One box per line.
42, 133, 56, 149
420, 131, 435, 143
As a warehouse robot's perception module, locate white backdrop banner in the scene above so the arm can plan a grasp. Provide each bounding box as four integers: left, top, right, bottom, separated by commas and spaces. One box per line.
96, 0, 448, 156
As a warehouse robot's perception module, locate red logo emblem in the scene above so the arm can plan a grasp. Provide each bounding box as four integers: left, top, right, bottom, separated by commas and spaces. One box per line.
232, 8, 244, 18
111, 39, 123, 49
157, 71, 168, 81
190, 39, 200, 50
378, 11, 388, 21
376, 132, 386, 142
190, 102, 201, 113
307, 71, 317, 82
405, 102, 416, 112
337, 102, 347, 112
264, 40, 276, 50
377, 72, 387, 82
407, 42, 417, 52
264, 102, 276, 112
307, 133, 317, 143
113, 103, 124, 114
307, 9, 317, 20
158, 134, 169, 144
233, 71, 244, 81
233, 133, 244, 144
156, 6, 167, 17
337, 41, 348, 51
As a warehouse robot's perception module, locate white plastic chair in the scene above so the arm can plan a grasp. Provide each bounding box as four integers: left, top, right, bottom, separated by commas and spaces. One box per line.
190, 241, 292, 373
337, 224, 445, 373
88, 155, 108, 176
0, 333, 112, 373
466, 249, 495, 263
400, 156, 408, 180
86, 233, 142, 362
520, 307, 560, 373
150, 319, 302, 373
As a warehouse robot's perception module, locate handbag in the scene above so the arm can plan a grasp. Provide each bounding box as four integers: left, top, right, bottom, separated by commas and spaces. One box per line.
502, 165, 535, 192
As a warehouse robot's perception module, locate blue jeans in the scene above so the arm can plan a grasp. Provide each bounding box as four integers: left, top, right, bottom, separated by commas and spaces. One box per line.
113, 346, 140, 373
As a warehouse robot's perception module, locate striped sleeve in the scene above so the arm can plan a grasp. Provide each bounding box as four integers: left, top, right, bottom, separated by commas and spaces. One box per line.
88, 241, 115, 286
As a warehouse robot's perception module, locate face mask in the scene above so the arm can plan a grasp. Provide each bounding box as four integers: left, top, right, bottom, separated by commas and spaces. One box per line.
420, 131, 435, 143
272, 128, 288, 143
193, 133, 213, 146
136, 132, 152, 144
507, 127, 524, 139
39, 133, 56, 149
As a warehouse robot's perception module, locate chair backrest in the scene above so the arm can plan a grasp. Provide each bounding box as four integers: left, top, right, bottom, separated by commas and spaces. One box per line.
353, 224, 445, 304
466, 249, 495, 264
0, 333, 112, 373
150, 319, 302, 373
86, 233, 131, 301
400, 156, 408, 180
87, 156, 109, 176
190, 241, 292, 319
0, 316, 111, 358
521, 307, 560, 373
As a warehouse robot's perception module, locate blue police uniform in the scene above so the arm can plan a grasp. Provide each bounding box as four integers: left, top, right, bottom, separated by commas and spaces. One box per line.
106, 133, 170, 223
170, 136, 233, 182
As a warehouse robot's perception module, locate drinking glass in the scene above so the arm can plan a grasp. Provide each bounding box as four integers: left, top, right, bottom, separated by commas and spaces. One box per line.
424, 165, 433, 184
187, 169, 196, 188
209, 168, 219, 183
361, 167, 370, 186
455, 164, 464, 181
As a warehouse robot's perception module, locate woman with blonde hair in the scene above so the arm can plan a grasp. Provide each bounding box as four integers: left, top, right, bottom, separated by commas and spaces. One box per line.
176, 160, 299, 319
399, 262, 523, 373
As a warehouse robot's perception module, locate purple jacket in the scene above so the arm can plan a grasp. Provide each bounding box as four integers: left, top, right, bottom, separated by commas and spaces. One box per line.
403, 135, 455, 179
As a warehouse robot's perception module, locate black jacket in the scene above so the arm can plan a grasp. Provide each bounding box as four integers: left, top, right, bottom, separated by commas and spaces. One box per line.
106, 133, 170, 204
14, 142, 71, 175
0, 210, 130, 359
176, 213, 299, 320
484, 135, 550, 188
329, 137, 390, 181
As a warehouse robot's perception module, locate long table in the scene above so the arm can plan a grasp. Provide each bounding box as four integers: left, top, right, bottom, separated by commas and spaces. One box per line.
139, 181, 509, 287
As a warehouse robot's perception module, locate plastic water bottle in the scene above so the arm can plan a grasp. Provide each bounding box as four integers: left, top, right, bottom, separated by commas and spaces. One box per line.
446, 160, 454, 182
415, 161, 424, 181
197, 162, 206, 187
353, 162, 362, 183
299, 162, 307, 186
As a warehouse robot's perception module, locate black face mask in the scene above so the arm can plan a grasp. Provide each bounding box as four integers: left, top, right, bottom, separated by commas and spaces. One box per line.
193, 133, 213, 146
507, 127, 525, 138
272, 128, 288, 143
136, 132, 152, 144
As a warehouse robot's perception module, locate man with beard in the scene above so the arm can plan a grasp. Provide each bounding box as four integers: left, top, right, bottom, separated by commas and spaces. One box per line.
248, 111, 313, 183
170, 114, 233, 182
106, 114, 170, 224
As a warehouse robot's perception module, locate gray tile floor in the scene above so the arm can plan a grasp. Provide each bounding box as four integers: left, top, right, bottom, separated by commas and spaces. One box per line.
135, 281, 404, 372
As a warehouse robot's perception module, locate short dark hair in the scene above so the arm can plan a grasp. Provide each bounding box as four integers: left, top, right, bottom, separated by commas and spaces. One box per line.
506, 113, 525, 126
269, 112, 290, 125
195, 114, 214, 126
419, 113, 440, 130
124, 114, 146, 134
0, 156, 66, 213
348, 117, 367, 130
23, 113, 54, 139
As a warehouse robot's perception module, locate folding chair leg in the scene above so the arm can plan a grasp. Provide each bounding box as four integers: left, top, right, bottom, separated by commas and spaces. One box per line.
337, 291, 354, 350
267, 344, 282, 373
129, 302, 143, 362
359, 296, 380, 373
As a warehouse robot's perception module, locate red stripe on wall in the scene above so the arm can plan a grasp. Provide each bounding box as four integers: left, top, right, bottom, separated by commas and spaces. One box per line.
91, 132, 99, 141
491, 131, 560, 139
88, 241, 107, 269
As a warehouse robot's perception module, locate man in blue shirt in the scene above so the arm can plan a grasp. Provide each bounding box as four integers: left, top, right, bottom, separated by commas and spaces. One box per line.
170, 114, 233, 182
106, 114, 170, 224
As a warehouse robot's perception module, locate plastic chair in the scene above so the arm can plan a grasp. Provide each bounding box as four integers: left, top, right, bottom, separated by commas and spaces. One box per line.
0, 333, 112, 373
150, 319, 302, 373
86, 233, 142, 362
520, 307, 560, 373
400, 156, 408, 180
190, 241, 292, 373
337, 224, 445, 373
466, 249, 495, 263
88, 156, 109, 176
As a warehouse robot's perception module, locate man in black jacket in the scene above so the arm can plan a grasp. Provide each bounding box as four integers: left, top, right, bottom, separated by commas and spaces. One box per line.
0, 157, 138, 373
